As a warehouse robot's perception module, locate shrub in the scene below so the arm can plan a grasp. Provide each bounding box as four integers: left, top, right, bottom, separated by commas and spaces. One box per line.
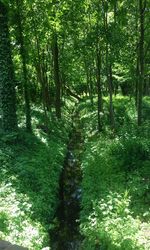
0, 104, 72, 249
81, 192, 149, 250
79, 97, 150, 250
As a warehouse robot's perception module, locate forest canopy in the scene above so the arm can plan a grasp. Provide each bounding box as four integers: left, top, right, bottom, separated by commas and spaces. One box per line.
0, 0, 149, 131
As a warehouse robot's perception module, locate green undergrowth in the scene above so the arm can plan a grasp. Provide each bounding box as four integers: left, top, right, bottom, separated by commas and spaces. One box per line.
0, 99, 74, 249
79, 95, 150, 250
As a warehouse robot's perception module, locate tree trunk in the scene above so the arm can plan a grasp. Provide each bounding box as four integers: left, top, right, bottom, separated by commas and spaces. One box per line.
89, 69, 94, 106
41, 49, 51, 111
135, 57, 139, 107
96, 47, 103, 132
114, 0, 117, 23
108, 63, 115, 130
52, 32, 61, 119
137, 0, 146, 126
85, 63, 94, 106
106, 44, 115, 130
0, 2, 17, 132
16, 0, 31, 132
105, 13, 115, 131
30, 5, 49, 125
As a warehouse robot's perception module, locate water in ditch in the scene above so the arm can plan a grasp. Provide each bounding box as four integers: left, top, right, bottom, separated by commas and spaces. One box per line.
50, 111, 83, 250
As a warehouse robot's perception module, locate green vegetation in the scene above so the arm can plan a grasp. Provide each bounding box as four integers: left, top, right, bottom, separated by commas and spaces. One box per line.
79, 96, 150, 250
0, 0, 150, 249
0, 103, 73, 249
0, 2, 17, 131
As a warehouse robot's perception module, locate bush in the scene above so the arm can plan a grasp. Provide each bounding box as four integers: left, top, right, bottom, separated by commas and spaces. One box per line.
0, 104, 73, 249
79, 97, 150, 250
110, 135, 150, 172
81, 192, 147, 250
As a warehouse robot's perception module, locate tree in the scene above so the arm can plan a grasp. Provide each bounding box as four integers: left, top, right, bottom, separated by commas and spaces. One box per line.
52, 32, 61, 119
96, 46, 103, 132
15, 0, 32, 131
103, 0, 115, 131
137, 0, 146, 126
0, 1, 17, 132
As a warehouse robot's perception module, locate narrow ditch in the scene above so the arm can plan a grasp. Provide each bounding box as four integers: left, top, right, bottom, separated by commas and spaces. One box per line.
51, 108, 83, 250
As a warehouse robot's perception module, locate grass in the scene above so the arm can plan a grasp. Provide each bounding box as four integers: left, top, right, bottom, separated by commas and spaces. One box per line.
0, 100, 74, 249
0, 95, 150, 249
79, 95, 150, 250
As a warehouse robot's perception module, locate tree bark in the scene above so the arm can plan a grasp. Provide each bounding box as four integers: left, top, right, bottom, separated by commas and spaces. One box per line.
135, 57, 139, 107
0, 2, 18, 132
137, 0, 146, 126
89, 68, 94, 106
114, 0, 117, 24
52, 32, 61, 119
16, 0, 32, 132
85, 62, 94, 106
108, 63, 115, 130
96, 47, 103, 132
105, 11, 115, 131
30, 5, 49, 125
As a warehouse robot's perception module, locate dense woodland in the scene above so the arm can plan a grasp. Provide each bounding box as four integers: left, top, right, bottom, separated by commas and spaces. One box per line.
0, 0, 150, 249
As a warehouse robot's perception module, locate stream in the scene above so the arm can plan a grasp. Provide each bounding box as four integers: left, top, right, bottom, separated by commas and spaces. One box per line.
51, 109, 83, 250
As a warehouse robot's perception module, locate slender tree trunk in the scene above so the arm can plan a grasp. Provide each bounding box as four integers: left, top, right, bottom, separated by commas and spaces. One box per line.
89, 68, 94, 106
0, 2, 17, 132
16, 0, 31, 131
85, 63, 93, 106
106, 47, 115, 130
114, 0, 117, 24
30, 5, 49, 125
109, 63, 115, 129
52, 32, 61, 119
41, 49, 51, 111
137, 0, 146, 126
86, 69, 90, 96
85, 9, 94, 106
135, 57, 139, 107
135, 2, 139, 107
96, 47, 103, 132
105, 13, 115, 130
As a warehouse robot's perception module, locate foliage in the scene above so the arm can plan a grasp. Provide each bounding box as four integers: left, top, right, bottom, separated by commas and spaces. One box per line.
79, 97, 150, 250
0, 1, 17, 131
81, 192, 149, 250
0, 183, 46, 249
0, 103, 72, 249
0, 0, 150, 247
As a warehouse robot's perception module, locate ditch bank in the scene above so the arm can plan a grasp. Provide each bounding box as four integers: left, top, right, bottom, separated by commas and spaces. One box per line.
50, 108, 83, 250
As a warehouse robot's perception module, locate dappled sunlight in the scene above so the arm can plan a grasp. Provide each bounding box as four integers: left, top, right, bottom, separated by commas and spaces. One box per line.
79, 97, 150, 249
0, 0, 149, 248
0, 182, 46, 249
81, 192, 150, 250
0, 105, 73, 249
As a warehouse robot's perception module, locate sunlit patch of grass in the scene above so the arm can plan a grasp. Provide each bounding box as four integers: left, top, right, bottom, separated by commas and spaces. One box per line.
0, 183, 47, 249
79, 96, 150, 250
81, 192, 150, 250
0, 102, 74, 249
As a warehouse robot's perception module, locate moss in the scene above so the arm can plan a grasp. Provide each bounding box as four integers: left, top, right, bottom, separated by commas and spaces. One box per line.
0, 2, 17, 132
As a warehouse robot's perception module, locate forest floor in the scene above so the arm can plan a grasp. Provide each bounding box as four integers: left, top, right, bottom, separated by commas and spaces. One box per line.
0, 96, 150, 250
51, 106, 83, 249
78, 96, 150, 250
0, 100, 74, 249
